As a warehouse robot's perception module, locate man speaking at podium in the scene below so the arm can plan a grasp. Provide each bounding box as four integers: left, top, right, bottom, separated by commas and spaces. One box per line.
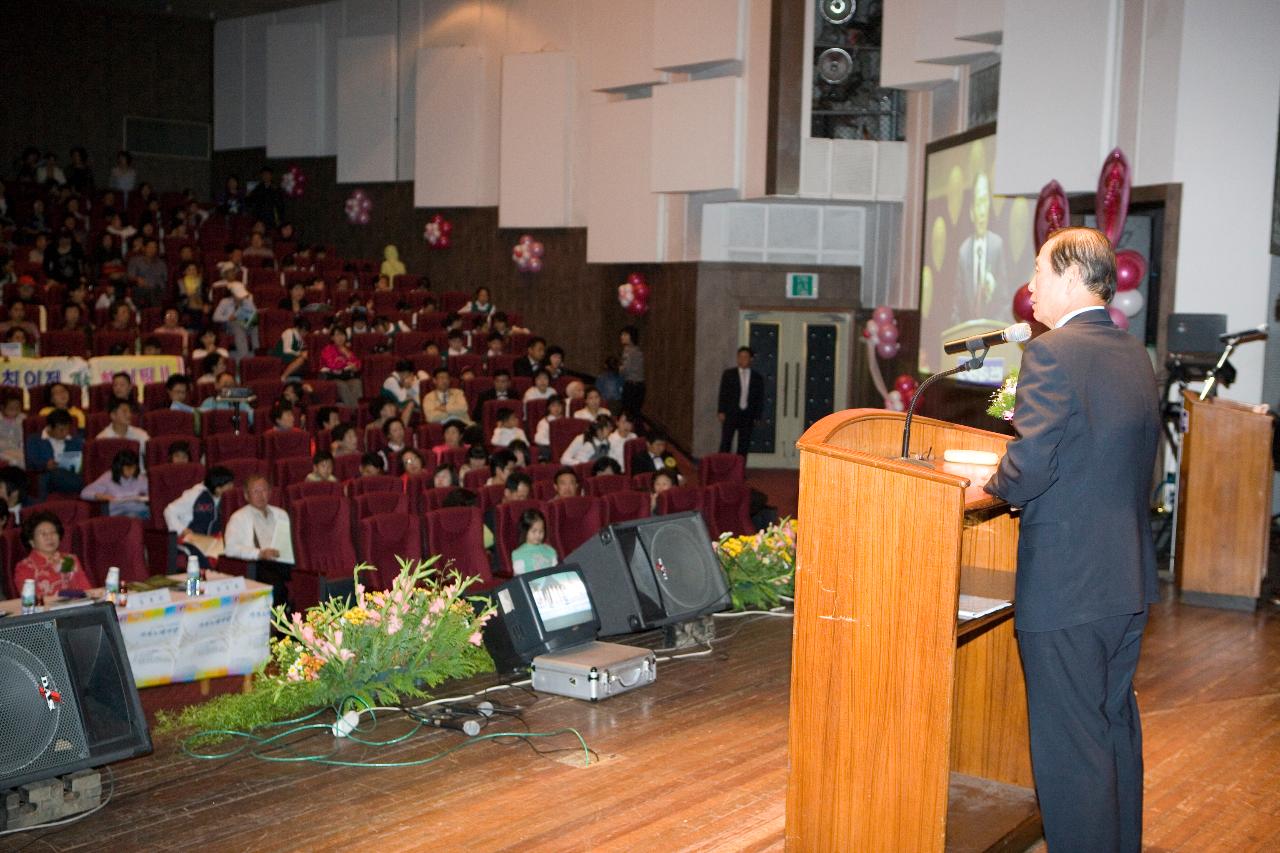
983, 227, 1159, 853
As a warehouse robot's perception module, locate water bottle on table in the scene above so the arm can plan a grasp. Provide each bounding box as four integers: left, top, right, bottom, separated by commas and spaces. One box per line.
20, 578, 36, 614
105, 566, 121, 603
185, 554, 202, 597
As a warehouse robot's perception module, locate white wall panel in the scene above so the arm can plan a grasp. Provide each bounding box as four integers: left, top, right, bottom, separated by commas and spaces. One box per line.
651, 77, 740, 193
414, 46, 489, 207
588, 0, 662, 90
652, 0, 742, 70
499, 52, 575, 228
881, 0, 957, 88
265, 22, 326, 156
994, 0, 1121, 194
342, 0, 397, 37
213, 20, 246, 150
242, 15, 271, 148
954, 0, 1003, 42
587, 98, 666, 263
336, 35, 398, 183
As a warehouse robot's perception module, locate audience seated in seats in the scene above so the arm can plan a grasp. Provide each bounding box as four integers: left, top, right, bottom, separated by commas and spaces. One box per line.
472, 370, 516, 423
125, 237, 166, 307
511, 508, 557, 575
165, 441, 193, 466
490, 407, 527, 448
314, 405, 343, 436
223, 474, 293, 609
191, 329, 230, 365
553, 467, 580, 500
432, 463, 458, 489
154, 308, 190, 354
560, 415, 613, 466
164, 466, 235, 570
523, 369, 556, 403
484, 332, 505, 359
441, 487, 494, 550
399, 448, 426, 480
423, 369, 470, 424
445, 329, 469, 358
513, 337, 546, 378
108, 372, 137, 407
319, 326, 363, 409
0, 301, 41, 347
379, 419, 409, 470
460, 286, 495, 317
331, 423, 359, 458
177, 262, 209, 325
275, 314, 310, 382
544, 346, 567, 382
574, 386, 611, 422
649, 469, 678, 514
631, 432, 679, 478
27, 409, 84, 497
506, 439, 530, 468
37, 383, 86, 430
80, 448, 149, 519
306, 450, 336, 483
486, 449, 518, 487
591, 457, 623, 477
359, 452, 385, 478
14, 511, 90, 600
381, 359, 420, 419
96, 399, 150, 459
533, 396, 565, 462
608, 411, 638, 469
430, 420, 465, 464
490, 312, 529, 338
197, 352, 229, 385
166, 374, 197, 417
0, 395, 26, 467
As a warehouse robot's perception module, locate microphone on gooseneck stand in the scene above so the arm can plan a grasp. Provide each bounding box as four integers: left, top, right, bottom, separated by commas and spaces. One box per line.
901, 323, 1032, 465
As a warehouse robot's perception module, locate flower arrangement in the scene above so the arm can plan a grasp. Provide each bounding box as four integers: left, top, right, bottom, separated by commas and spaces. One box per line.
986, 369, 1019, 422
157, 557, 495, 739
712, 518, 797, 611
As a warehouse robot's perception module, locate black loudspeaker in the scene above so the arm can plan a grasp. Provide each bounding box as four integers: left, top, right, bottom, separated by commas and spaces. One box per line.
566, 511, 731, 637
0, 603, 151, 791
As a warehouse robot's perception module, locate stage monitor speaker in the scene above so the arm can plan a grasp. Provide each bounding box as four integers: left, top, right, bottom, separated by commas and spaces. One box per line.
565, 511, 730, 637
0, 602, 151, 791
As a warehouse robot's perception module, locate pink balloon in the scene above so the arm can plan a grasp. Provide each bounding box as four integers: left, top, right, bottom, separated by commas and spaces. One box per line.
627, 273, 644, 285
527, 257, 543, 273
877, 322, 899, 344
876, 340, 899, 359
1096, 149, 1132, 246
1034, 180, 1071, 251
1107, 305, 1130, 330
894, 374, 918, 397
531, 242, 545, 258
1012, 283, 1034, 323
1115, 250, 1146, 291
872, 305, 895, 326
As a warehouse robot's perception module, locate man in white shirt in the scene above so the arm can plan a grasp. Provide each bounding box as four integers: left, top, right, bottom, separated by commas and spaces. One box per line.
223, 474, 294, 609
97, 399, 150, 460
381, 359, 421, 419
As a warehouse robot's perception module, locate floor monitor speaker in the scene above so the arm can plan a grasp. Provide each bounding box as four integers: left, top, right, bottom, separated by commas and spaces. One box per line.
565, 511, 730, 636
0, 602, 151, 791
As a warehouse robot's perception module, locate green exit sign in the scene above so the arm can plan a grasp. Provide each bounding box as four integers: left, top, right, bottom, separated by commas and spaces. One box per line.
786, 272, 819, 299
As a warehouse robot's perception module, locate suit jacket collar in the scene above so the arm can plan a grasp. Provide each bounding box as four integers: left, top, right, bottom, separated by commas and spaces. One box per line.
1060, 306, 1113, 328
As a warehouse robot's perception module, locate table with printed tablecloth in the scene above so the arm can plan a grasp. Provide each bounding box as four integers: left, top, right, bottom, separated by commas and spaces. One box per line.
0, 573, 272, 687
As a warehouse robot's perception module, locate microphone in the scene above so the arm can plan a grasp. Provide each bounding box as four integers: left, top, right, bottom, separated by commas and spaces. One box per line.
943, 323, 1032, 355
422, 711, 481, 736
1218, 324, 1268, 343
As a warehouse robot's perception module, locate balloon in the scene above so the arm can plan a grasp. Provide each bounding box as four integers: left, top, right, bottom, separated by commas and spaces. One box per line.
631, 281, 649, 302
872, 305, 895, 326
1113, 289, 1144, 317
876, 340, 899, 359
886, 389, 904, 412
436, 234, 450, 249
894, 374, 919, 397
618, 283, 634, 308
1034, 180, 1070, 251
863, 319, 879, 339
627, 272, 644, 285
440, 220, 452, 234
1114, 250, 1146, 291
877, 323, 899, 344
1095, 149, 1132, 245
1012, 283, 1034, 323
527, 257, 543, 274
1107, 305, 1130, 330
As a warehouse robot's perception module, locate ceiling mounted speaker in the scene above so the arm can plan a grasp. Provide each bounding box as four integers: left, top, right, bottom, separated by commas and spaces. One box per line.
817, 48, 854, 85
820, 0, 857, 25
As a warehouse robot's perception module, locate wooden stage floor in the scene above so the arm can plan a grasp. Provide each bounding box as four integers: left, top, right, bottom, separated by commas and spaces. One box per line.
5, 586, 1278, 852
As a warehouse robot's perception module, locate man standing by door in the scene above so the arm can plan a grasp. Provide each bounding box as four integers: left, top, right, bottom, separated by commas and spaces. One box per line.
718, 346, 764, 461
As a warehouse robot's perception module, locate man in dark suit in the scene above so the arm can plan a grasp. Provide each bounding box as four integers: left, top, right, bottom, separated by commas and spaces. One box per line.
717, 346, 764, 460
983, 227, 1159, 853
630, 432, 678, 476
513, 337, 547, 378
955, 172, 1008, 323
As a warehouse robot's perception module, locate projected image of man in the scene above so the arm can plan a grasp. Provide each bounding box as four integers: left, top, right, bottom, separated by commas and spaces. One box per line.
956, 172, 1007, 322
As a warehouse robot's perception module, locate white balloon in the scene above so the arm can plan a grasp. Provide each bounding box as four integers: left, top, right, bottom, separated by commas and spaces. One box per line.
1113, 289, 1144, 317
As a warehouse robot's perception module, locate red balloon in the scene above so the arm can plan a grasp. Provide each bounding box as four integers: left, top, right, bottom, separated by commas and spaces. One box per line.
1034, 180, 1071, 251
1107, 305, 1130, 330
1096, 149, 1132, 246
894, 374, 918, 397
1012, 283, 1034, 323
436, 234, 451, 249
440, 221, 453, 234
627, 272, 644, 285
1114, 250, 1146, 291
631, 281, 649, 301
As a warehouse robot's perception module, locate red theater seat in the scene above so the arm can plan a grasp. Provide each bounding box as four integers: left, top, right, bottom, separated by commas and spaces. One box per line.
423, 507, 494, 590
547, 495, 605, 557
604, 490, 650, 525
699, 452, 745, 486
358, 514, 422, 590
289, 496, 357, 610
70, 516, 147, 586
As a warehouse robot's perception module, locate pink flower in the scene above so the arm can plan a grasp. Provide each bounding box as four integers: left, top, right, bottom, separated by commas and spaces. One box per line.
292, 612, 303, 626
429, 597, 446, 615
468, 631, 484, 647
301, 625, 316, 645
338, 649, 355, 662
387, 614, 402, 635
333, 630, 344, 647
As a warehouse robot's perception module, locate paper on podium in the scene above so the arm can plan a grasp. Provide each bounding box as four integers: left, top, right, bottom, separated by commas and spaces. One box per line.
958, 593, 1011, 620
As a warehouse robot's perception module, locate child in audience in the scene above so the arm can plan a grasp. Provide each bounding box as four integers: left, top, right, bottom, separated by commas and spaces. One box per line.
167, 441, 193, 465
511, 509, 557, 575
461, 445, 488, 478
533, 396, 565, 462
507, 439, 530, 469
484, 332, 505, 358
523, 369, 556, 402
270, 402, 298, 431
545, 345, 567, 381
490, 408, 527, 448
276, 314, 309, 382
331, 424, 360, 456
432, 463, 458, 489
141, 337, 164, 356
609, 411, 637, 469
574, 386, 611, 421
650, 469, 678, 513
591, 457, 622, 477
446, 330, 468, 357
553, 467, 579, 500
461, 286, 495, 317
80, 449, 149, 518
306, 450, 336, 483
155, 308, 189, 354
359, 452, 385, 477
486, 449, 517, 487
560, 415, 613, 466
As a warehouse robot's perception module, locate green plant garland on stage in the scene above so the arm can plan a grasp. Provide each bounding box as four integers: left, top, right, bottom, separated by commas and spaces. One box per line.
157, 556, 495, 741
712, 517, 797, 611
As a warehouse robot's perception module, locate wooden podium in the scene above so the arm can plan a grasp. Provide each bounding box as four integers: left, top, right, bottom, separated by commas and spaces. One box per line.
785, 409, 1038, 852
1175, 391, 1274, 610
